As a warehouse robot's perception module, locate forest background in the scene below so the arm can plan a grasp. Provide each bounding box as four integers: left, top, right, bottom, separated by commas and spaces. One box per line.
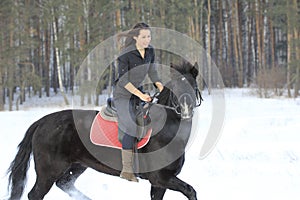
0, 0, 299, 111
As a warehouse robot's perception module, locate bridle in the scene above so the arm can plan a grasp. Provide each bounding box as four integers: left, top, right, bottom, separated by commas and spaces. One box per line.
195, 86, 203, 107
151, 79, 203, 116
166, 75, 204, 112
151, 92, 181, 115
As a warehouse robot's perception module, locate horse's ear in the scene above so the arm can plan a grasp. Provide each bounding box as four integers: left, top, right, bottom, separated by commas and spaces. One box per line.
170, 62, 176, 78
194, 62, 198, 69
190, 62, 199, 78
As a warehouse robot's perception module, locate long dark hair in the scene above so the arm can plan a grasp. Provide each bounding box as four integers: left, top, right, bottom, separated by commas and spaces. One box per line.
118, 22, 150, 49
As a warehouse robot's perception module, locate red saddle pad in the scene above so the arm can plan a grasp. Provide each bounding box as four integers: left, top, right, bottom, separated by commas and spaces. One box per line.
90, 111, 151, 149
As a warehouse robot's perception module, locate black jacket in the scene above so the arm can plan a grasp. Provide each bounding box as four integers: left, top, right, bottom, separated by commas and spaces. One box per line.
113, 45, 161, 98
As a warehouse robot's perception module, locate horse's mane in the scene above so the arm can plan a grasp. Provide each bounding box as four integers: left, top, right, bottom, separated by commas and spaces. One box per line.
171, 60, 199, 78
157, 60, 198, 106
171, 61, 192, 74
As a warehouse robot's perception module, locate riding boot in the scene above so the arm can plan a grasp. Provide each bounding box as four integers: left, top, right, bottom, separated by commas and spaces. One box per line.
120, 149, 139, 182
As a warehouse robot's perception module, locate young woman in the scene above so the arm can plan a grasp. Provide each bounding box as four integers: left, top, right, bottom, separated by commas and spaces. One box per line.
113, 22, 163, 182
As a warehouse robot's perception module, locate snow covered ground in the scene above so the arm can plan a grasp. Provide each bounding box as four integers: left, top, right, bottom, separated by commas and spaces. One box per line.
0, 89, 299, 200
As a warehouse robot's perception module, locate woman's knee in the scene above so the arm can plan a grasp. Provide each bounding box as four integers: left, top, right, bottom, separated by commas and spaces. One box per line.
122, 134, 135, 149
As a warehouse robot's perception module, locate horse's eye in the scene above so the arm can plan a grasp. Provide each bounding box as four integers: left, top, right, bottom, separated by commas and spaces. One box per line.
181, 77, 186, 81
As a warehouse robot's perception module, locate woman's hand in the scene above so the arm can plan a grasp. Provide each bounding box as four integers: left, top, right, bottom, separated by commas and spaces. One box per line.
125, 82, 152, 102
139, 93, 152, 102
155, 82, 164, 92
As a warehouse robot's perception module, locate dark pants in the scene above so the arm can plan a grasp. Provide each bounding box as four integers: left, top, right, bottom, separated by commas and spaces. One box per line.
122, 134, 136, 150
114, 97, 140, 150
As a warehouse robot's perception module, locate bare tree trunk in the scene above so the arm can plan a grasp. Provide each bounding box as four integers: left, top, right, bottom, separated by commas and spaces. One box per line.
36, 16, 42, 98
194, 0, 200, 42
295, 38, 300, 98
45, 26, 50, 97
225, 0, 234, 86
287, 1, 293, 97
77, 1, 86, 106
115, 0, 121, 30
52, 9, 69, 105
159, 0, 166, 27
232, 0, 240, 87
0, 68, 3, 111
189, 16, 194, 39
8, 16, 14, 111
70, 33, 75, 94
261, 0, 266, 70
268, 17, 276, 69
197, 0, 205, 90
207, 0, 212, 92
293, 0, 299, 97
216, 0, 224, 70
237, 0, 244, 87
247, 14, 254, 86
0, 20, 4, 110
214, 1, 220, 68
199, 0, 204, 44
255, 0, 262, 71
83, 0, 92, 105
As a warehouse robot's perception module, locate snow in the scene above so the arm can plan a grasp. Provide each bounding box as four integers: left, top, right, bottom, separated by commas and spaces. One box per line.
0, 89, 300, 200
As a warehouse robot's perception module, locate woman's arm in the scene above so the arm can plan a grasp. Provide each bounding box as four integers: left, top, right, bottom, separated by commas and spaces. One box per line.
148, 48, 163, 92
117, 54, 130, 87
124, 82, 152, 102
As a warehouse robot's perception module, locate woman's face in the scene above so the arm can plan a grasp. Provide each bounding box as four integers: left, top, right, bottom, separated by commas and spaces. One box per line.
134, 29, 151, 49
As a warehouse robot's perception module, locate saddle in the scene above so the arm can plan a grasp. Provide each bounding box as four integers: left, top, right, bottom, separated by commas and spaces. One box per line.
103, 98, 117, 117
90, 98, 152, 149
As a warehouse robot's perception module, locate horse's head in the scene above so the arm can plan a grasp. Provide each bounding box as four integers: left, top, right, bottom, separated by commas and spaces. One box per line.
157, 61, 201, 120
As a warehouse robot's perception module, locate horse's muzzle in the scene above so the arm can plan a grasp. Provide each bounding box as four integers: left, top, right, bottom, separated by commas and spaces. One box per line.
179, 93, 194, 120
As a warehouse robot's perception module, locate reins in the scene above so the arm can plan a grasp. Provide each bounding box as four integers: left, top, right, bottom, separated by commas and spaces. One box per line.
195, 87, 204, 107
148, 87, 203, 116
139, 92, 181, 115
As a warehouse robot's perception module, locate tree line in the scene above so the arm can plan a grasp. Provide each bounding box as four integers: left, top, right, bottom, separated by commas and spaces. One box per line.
0, 0, 299, 111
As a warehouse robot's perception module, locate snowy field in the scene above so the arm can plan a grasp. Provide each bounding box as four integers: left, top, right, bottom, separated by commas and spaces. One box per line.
0, 89, 300, 200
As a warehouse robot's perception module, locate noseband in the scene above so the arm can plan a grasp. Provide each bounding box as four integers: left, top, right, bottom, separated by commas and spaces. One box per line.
154, 84, 203, 117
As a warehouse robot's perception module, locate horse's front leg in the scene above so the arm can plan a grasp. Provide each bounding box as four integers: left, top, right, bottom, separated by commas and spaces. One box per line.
150, 175, 197, 200
56, 164, 90, 200
150, 186, 166, 200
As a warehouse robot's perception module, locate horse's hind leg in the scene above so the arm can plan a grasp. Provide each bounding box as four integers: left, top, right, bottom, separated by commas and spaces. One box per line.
28, 155, 70, 200
56, 163, 91, 200
28, 176, 56, 200
28, 160, 71, 200
150, 186, 166, 200
56, 163, 86, 190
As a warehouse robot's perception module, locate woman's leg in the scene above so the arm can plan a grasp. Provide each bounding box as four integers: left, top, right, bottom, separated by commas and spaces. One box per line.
120, 134, 138, 182
114, 98, 139, 182
122, 134, 136, 150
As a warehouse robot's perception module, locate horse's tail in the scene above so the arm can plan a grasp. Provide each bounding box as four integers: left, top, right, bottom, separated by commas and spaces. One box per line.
7, 121, 39, 200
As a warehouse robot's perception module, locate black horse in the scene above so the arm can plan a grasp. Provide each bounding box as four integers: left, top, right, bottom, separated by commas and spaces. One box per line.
7, 61, 201, 200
